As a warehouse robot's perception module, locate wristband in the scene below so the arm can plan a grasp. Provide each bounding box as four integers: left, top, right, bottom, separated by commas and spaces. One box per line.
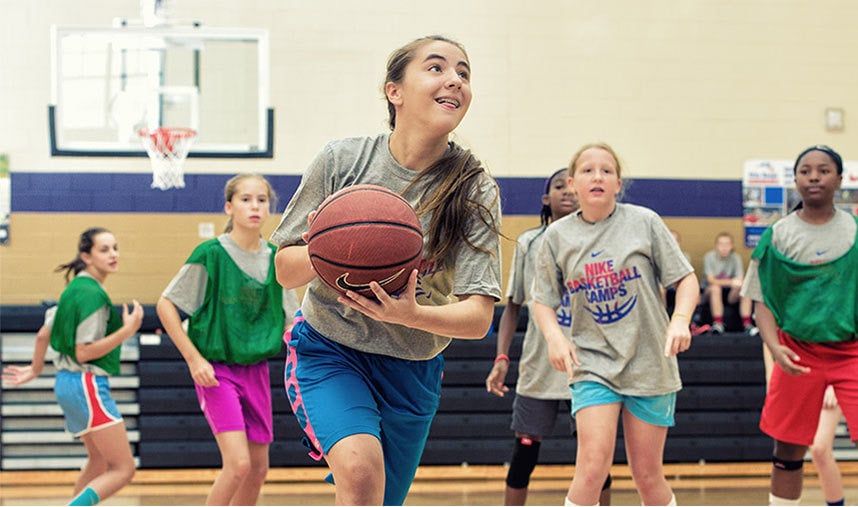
494, 354, 510, 364
672, 312, 691, 321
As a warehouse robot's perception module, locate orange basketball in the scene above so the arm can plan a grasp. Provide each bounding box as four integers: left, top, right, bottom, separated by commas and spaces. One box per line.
307, 184, 423, 297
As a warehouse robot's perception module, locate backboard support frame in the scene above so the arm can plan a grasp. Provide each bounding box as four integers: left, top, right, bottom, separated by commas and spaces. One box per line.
48, 24, 273, 159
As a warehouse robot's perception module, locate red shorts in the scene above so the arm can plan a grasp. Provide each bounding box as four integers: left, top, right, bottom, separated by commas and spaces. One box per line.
760, 330, 858, 446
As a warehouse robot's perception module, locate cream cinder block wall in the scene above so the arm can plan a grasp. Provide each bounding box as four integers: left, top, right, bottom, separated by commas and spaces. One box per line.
0, 213, 242, 305
0, 213, 534, 305
1, 1, 854, 305
2, 0, 856, 179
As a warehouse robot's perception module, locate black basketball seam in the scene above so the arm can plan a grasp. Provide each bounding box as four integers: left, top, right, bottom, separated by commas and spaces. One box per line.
314, 185, 412, 217
309, 251, 422, 270
308, 221, 423, 241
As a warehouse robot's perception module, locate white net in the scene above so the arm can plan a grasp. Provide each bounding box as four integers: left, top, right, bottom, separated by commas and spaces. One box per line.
139, 127, 197, 190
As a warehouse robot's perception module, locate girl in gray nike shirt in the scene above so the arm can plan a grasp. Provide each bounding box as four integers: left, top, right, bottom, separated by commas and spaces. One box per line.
532, 142, 699, 506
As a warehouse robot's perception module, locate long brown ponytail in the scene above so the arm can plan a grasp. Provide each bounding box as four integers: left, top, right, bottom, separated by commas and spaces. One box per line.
55, 227, 110, 283
405, 143, 501, 269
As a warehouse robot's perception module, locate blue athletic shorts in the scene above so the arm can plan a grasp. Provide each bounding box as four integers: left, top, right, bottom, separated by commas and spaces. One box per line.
571, 381, 676, 427
54, 370, 123, 437
283, 315, 444, 506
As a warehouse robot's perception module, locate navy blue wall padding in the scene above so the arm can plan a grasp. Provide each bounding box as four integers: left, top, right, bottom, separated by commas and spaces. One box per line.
1, 303, 771, 468
11, 173, 741, 218
0, 304, 162, 332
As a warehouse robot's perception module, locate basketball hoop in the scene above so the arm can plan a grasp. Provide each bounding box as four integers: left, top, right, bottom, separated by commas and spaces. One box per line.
138, 127, 196, 190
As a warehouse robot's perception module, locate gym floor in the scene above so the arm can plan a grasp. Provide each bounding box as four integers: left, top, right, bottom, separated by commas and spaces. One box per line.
2, 462, 857, 505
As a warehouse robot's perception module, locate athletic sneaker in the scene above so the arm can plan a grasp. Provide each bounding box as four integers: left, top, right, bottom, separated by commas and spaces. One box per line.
745, 325, 759, 336
711, 322, 725, 335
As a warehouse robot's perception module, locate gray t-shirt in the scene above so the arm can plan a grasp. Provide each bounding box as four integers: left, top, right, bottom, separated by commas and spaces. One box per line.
162, 234, 300, 318
532, 203, 694, 396
508, 226, 573, 399
702, 250, 743, 289
742, 209, 857, 302
270, 133, 503, 360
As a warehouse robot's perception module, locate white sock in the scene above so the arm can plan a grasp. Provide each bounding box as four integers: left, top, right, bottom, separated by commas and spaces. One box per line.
642, 493, 676, 506
769, 492, 800, 506
565, 497, 599, 506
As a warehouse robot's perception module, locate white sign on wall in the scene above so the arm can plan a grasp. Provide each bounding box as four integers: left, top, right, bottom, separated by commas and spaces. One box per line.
742, 158, 858, 247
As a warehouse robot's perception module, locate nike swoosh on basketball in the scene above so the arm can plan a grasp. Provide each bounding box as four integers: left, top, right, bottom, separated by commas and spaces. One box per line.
336, 269, 405, 292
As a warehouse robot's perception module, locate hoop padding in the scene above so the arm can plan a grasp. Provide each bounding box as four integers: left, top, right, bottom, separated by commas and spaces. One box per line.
139, 127, 197, 190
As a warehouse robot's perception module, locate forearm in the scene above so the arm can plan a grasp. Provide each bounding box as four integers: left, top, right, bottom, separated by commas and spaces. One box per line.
410, 294, 495, 339
495, 301, 520, 356
753, 301, 780, 353
74, 325, 136, 363
275, 245, 317, 289
533, 301, 565, 346
30, 326, 51, 375
707, 276, 731, 287
156, 297, 205, 364
671, 273, 700, 320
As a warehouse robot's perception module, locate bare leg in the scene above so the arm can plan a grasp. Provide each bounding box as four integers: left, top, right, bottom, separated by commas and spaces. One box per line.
74, 435, 107, 496
739, 296, 753, 320
77, 422, 136, 502
622, 408, 673, 506
810, 390, 844, 504
566, 403, 620, 506
207, 431, 252, 505
762, 345, 774, 393
229, 441, 270, 505
708, 286, 724, 322
325, 433, 385, 505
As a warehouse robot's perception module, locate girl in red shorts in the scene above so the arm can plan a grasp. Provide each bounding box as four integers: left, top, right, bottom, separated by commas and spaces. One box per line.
741, 145, 858, 506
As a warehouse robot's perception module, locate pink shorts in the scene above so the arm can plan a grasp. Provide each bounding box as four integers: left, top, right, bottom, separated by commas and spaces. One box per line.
760, 330, 858, 446
194, 361, 273, 444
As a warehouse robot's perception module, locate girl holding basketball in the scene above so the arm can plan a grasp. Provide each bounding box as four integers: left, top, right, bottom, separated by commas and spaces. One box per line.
3, 227, 143, 506
271, 35, 502, 505
740, 145, 857, 506
485, 168, 612, 506
157, 174, 299, 505
531, 143, 699, 506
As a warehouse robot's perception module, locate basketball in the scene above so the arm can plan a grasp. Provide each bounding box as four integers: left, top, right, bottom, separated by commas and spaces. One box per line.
307, 184, 424, 298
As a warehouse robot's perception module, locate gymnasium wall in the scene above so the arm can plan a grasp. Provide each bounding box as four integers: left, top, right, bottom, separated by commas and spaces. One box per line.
2, 1, 857, 304
1, 174, 743, 305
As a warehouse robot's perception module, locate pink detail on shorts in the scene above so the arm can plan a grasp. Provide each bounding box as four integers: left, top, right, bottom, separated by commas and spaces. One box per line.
82, 372, 119, 429
283, 315, 324, 461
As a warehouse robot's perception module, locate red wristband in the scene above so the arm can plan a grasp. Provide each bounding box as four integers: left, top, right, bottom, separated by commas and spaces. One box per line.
494, 354, 510, 364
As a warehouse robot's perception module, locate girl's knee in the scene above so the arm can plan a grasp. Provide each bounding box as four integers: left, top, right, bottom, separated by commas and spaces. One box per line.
223, 455, 252, 480
247, 461, 269, 484
809, 444, 834, 464
115, 461, 136, 485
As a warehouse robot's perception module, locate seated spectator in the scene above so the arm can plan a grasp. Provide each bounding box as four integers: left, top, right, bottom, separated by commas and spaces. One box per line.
701, 232, 755, 334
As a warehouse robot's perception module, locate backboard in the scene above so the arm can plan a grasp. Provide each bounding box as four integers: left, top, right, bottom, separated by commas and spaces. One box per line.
49, 24, 272, 158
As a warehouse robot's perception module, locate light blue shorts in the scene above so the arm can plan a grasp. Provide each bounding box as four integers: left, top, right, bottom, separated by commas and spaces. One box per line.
571, 381, 676, 427
54, 370, 123, 437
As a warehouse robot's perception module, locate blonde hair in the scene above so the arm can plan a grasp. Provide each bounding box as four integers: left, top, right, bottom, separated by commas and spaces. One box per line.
567, 142, 627, 201
223, 174, 277, 233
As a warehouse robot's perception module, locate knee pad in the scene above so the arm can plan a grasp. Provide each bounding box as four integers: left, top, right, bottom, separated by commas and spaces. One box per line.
506, 437, 541, 489
772, 455, 804, 471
